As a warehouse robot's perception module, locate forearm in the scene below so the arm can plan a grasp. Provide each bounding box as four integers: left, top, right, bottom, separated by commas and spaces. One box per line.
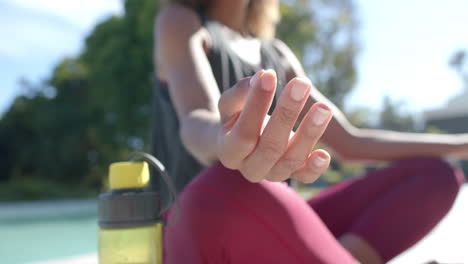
343, 128, 463, 161
180, 109, 221, 166
273, 39, 465, 162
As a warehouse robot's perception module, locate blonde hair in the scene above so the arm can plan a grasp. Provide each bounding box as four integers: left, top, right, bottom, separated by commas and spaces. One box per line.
161, 0, 280, 39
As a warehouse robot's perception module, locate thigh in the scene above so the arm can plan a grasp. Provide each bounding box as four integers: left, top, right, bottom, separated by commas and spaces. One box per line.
163, 163, 355, 264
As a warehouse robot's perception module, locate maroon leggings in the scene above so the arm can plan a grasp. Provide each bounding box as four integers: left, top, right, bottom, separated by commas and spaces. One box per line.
163, 157, 465, 263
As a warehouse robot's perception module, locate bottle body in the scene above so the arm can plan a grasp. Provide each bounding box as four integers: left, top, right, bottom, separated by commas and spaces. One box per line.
99, 223, 163, 264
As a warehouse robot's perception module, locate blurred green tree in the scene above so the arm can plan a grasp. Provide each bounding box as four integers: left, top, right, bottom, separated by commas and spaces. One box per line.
378, 96, 416, 132
450, 49, 467, 89
0, 0, 359, 200
278, 0, 359, 108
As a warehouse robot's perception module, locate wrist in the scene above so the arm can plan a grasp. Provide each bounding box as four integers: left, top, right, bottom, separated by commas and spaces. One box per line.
180, 111, 222, 165
446, 134, 468, 158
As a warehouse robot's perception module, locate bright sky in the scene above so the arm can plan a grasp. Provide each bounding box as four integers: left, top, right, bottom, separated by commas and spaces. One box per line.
1, 0, 467, 116
349, 0, 468, 114
0, 0, 123, 114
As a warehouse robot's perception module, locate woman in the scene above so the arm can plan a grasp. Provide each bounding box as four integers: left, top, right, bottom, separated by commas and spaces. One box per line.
153, 0, 466, 263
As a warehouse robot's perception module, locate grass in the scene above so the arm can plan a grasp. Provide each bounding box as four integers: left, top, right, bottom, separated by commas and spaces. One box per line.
295, 185, 323, 199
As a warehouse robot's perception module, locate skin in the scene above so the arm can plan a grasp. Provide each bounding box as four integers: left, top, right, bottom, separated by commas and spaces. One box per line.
155, 1, 468, 263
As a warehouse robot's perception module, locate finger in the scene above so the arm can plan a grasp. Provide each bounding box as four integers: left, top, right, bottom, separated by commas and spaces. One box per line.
241, 77, 311, 182
218, 70, 276, 169
218, 76, 252, 125
266, 103, 332, 181
229, 69, 276, 139
292, 149, 330, 184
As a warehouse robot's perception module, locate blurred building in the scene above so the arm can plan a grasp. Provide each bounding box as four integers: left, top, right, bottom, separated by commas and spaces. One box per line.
424, 90, 468, 177
424, 90, 468, 133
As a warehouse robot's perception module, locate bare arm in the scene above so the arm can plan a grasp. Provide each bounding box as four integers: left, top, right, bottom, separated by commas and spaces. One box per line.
155, 6, 221, 165
273, 39, 466, 162
156, 7, 333, 183
308, 87, 463, 161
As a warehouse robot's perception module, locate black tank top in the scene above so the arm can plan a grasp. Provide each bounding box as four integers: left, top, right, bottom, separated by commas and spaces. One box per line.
152, 14, 288, 204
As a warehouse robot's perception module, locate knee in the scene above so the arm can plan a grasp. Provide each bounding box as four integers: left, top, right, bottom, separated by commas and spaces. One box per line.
412, 157, 463, 204
425, 157, 463, 187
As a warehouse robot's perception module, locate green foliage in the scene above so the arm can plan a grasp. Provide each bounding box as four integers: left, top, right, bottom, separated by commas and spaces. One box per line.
345, 107, 374, 128
277, 1, 316, 62
0, 58, 97, 187
278, 0, 359, 108
424, 125, 446, 134
0, 178, 98, 201
450, 49, 467, 90
378, 96, 416, 132
0, 1, 159, 200
0, 0, 359, 200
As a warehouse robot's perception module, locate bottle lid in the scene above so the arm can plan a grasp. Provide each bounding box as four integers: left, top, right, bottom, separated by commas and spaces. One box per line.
99, 161, 160, 228
109, 162, 149, 189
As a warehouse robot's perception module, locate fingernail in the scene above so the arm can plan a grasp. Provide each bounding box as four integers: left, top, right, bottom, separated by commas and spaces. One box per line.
249, 70, 263, 87
311, 106, 330, 126
290, 77, 310, 101
261, 69, 276, 91
313, 156, 327, 168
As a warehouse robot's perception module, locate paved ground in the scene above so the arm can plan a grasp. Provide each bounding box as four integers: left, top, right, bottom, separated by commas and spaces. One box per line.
33, 185, 468, 264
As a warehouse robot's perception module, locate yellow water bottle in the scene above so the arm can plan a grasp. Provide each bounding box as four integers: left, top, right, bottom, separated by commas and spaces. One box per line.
98, 152, 174, 264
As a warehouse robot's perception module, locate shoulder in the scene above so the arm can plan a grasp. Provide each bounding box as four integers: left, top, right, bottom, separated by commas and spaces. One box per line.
155, 4, 209, 44
271, 39, 295, 61
271, 38, 306, 78
155, 5, 212, 78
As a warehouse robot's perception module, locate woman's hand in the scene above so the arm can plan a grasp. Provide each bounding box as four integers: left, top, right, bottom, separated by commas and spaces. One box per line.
216, 69, 333, 183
